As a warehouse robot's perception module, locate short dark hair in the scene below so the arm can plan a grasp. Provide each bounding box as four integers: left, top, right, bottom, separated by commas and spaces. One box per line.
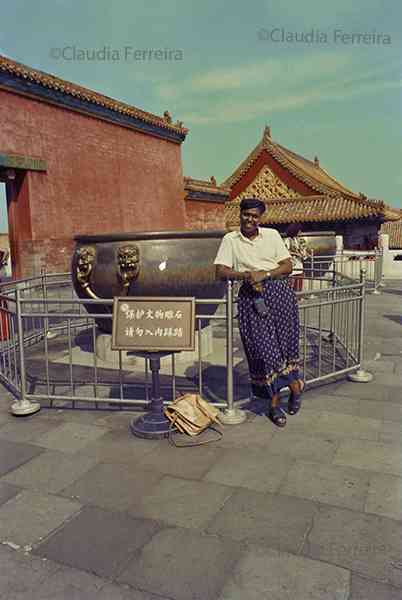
239, 197, 266, 214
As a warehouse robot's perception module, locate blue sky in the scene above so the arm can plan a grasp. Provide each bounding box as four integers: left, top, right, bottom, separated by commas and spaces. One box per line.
0, 0, 401, 231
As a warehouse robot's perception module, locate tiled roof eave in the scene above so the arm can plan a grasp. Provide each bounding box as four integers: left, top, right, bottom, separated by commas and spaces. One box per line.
184, 177, 231, 196
0, 55, 188, 141
224, 195, 386, 226
266, 142, 360, 199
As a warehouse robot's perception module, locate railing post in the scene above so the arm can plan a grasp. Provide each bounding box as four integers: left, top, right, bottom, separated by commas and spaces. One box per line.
220, 280, 247, 425
308, 249, 316, 299
371, 249, 381, 295
378, 248, 385, 287
324, 268, 336, 343
10, 287, 41, 416
41, 268, 58, 338
348, 268, 373, 383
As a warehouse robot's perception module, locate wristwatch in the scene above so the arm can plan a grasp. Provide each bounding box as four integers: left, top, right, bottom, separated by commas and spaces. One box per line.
265, 271, 273, 280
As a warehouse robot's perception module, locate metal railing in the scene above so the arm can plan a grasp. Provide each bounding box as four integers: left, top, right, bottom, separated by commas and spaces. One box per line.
0, 266, 371, 416
307, 249, 384, 294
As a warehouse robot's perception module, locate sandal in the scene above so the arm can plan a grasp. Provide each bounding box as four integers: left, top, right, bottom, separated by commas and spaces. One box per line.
288, 380, 305, 415
269, 405, 287, 427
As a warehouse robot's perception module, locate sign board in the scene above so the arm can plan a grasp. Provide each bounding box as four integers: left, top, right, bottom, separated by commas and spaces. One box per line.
0, 153, 47, 172
112, 296, 195, 351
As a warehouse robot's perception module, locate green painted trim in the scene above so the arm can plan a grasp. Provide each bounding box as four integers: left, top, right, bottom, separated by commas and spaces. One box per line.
0, 154, 47, 171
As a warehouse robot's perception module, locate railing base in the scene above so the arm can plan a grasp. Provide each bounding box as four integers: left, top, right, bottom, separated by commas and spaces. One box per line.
348, 369, 373, 383
220, 407, 247, 425
130, 412, 171, 440
10, 399, 41, 416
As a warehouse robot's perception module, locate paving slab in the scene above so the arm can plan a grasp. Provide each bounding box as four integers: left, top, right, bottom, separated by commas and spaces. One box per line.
0, 544, 60, 598
394, 364, 402, 376
307, 411, 382, 441
92, 410, 139, 430
97, 582, 171, 600
203, 447, 294, 493
32, 421, 108, 453
0, 480, 21, 506
278, 460, 370, 511
77, 428, 160, 464
1, 449, 98, 494
265, 430, 339, 462
377, 421, 402, 444
117, 526, 242, 600
0, 438, 44, 477
361, 359, 396, 373
131, 475, 234, 530
301, 394, 360, 416
33, 506, 161, 579
365, 473, 402, 521
370, 373, 402, 387
302, 504, 402, 588
0, 490, 81, 546
0, 415, 65, 443
20, 563, 105, 600
328, 381, 392, 402
60, 462, 163, 512
350, 573, 402, 600
356, 399, 402, 422
333, 438, 402, 476
218, 544, 350, 600
206, 488, 317, 553
17, 564, 164, 600
0, 410, 14, 426
136, 442, 222, 480
211, 416, 276, 448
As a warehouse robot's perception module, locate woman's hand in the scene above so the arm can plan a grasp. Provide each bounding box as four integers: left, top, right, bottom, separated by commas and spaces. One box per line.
249, 270, 268, 284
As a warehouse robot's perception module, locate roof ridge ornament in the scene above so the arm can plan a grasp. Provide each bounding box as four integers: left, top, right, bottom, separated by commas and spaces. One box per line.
263, 125, 271, 141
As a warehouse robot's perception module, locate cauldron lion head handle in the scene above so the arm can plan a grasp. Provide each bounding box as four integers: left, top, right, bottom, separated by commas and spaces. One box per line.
117, 244, 140, 289
75, 246, 98, 299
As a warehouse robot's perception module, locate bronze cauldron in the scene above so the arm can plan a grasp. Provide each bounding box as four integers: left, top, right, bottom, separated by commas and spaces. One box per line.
71, 229, 337, 332
71, 230, 227, 333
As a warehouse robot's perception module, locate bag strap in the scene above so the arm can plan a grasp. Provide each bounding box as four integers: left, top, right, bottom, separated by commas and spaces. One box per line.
168, 417, 223, 447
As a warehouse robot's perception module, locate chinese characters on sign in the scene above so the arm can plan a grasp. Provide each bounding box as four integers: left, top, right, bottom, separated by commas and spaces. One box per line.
112, 297, 195, 351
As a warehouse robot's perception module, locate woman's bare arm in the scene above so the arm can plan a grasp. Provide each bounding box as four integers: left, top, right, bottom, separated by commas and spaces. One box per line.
215, 258, 292, 283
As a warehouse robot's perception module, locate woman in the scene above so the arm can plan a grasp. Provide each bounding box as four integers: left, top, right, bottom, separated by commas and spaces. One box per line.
214, 197, 304, 427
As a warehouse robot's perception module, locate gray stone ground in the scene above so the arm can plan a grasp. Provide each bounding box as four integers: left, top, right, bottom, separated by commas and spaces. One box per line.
0, 282, 402, 599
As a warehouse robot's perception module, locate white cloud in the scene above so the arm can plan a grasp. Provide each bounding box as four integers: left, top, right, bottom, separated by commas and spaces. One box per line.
158, 53, 350, 99
156, 53, 402, 124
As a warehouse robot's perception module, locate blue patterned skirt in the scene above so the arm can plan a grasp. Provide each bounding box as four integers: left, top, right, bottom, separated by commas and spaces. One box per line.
237, 279, 300, 399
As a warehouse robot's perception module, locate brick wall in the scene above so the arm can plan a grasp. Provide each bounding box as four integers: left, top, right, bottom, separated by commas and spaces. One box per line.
185, 199, 225, 230
0, 89, 186, 277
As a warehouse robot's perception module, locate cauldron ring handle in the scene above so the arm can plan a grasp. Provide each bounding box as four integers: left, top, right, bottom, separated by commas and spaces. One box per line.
75, 246, 99, 300
117, 244, 140, 290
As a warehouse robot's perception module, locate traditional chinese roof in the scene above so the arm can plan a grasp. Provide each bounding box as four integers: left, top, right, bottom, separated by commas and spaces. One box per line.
184, 176, 230, 203
0, 54, 188, 141
225, 194, 393, 228
223, 126, 361, 199
381, 214, 402, 249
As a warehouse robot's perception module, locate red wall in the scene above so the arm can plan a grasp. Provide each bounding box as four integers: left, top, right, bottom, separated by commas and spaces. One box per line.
185, 199, 225, 230
0, 89, 186, 276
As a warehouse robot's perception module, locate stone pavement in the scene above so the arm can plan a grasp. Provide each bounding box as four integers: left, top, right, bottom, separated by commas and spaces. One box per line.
0, 282, 402, 599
